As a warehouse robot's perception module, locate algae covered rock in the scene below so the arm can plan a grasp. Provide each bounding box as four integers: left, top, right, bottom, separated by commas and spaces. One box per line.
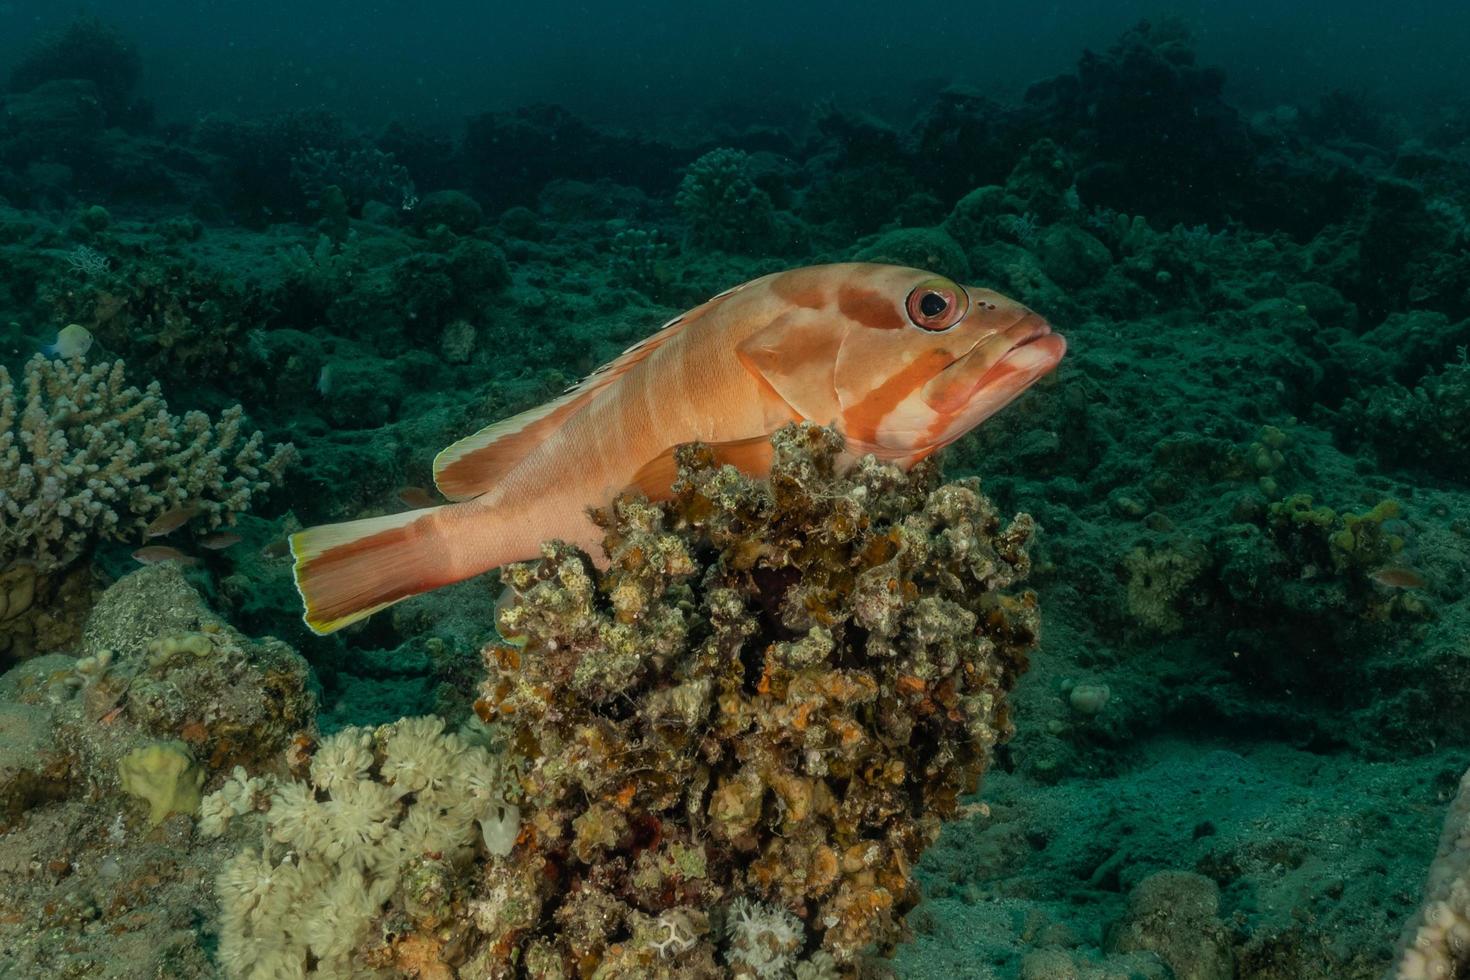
0, 560, 317, 979
0, 698, 68, 828
1106, 871, 1233, 980
461, 422, 1041, 975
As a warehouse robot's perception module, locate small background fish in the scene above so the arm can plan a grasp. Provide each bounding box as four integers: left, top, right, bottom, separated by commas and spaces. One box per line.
42, 323, 92, 359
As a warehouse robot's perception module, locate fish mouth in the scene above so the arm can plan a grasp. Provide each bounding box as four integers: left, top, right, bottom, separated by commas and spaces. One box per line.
1003, 312, 1053, 349
982, 313, 1065, 385
922, 312, 1066, 417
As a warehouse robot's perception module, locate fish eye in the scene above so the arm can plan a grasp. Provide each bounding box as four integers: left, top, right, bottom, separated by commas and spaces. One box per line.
905, 278, 968, 332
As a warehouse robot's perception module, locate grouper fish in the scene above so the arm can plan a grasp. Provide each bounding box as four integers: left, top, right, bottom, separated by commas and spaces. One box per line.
291, 263, 1066, 634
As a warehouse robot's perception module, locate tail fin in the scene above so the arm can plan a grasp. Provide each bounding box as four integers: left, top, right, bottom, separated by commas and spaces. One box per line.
290, 506, 460, 635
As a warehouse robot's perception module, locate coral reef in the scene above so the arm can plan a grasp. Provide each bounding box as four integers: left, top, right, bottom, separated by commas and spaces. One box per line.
6, 16, 145, 127
1346, 352, 1470, 479
0, 354, 293, 663
2, 13, 1470, 978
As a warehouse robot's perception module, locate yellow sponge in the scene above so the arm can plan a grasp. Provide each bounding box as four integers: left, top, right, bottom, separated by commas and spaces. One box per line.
118, 740, 205, 826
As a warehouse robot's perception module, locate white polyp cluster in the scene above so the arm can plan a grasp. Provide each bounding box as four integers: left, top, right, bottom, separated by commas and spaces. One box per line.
213, 716, 518, 978
725, 896, 805, 979
1394, 767, 1470, 979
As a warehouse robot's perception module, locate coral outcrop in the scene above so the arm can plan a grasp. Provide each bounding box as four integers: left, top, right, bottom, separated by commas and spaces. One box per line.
0, 562, 315, 977
205, 424, 1040, 978
675, 147, 778, 254
457, 423, 1039, 976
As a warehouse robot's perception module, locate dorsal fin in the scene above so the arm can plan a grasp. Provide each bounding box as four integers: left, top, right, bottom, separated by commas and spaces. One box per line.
432, 282, 756, 500
433, 389, 591, 500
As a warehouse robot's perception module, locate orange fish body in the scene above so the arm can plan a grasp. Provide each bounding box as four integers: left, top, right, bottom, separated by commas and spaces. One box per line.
292, 263, 1065, 634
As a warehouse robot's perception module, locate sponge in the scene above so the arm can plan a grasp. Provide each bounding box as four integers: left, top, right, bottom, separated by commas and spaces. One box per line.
118, 740, 205, 826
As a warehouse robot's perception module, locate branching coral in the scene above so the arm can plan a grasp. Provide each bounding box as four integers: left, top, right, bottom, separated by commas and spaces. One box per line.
0, 354, 295, 575
675, 147, 776, 253
1347, 354, 1470, 482
460, 422, 1040, 976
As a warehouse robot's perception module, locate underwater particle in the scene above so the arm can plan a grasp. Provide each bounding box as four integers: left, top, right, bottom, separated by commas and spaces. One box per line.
117, 739, 205, 826
41, 323, 93, 358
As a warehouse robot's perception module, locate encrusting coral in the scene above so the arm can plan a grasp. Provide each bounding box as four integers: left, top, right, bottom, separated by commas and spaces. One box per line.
456, 422, 1040, 977
0, 353, 295, 577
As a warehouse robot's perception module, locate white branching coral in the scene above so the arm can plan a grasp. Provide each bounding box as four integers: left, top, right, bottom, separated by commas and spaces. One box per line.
215, 718, 518, 979
0, 354, 294, 574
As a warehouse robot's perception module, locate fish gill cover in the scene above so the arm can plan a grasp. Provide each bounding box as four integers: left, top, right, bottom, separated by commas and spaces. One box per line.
0, 8, 1467, 980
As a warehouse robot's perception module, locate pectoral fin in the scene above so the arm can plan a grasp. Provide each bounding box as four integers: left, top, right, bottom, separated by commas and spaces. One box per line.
628, 436, 778, 501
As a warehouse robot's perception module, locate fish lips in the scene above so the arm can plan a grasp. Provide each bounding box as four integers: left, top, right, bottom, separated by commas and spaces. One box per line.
920, 314, 1066, 419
